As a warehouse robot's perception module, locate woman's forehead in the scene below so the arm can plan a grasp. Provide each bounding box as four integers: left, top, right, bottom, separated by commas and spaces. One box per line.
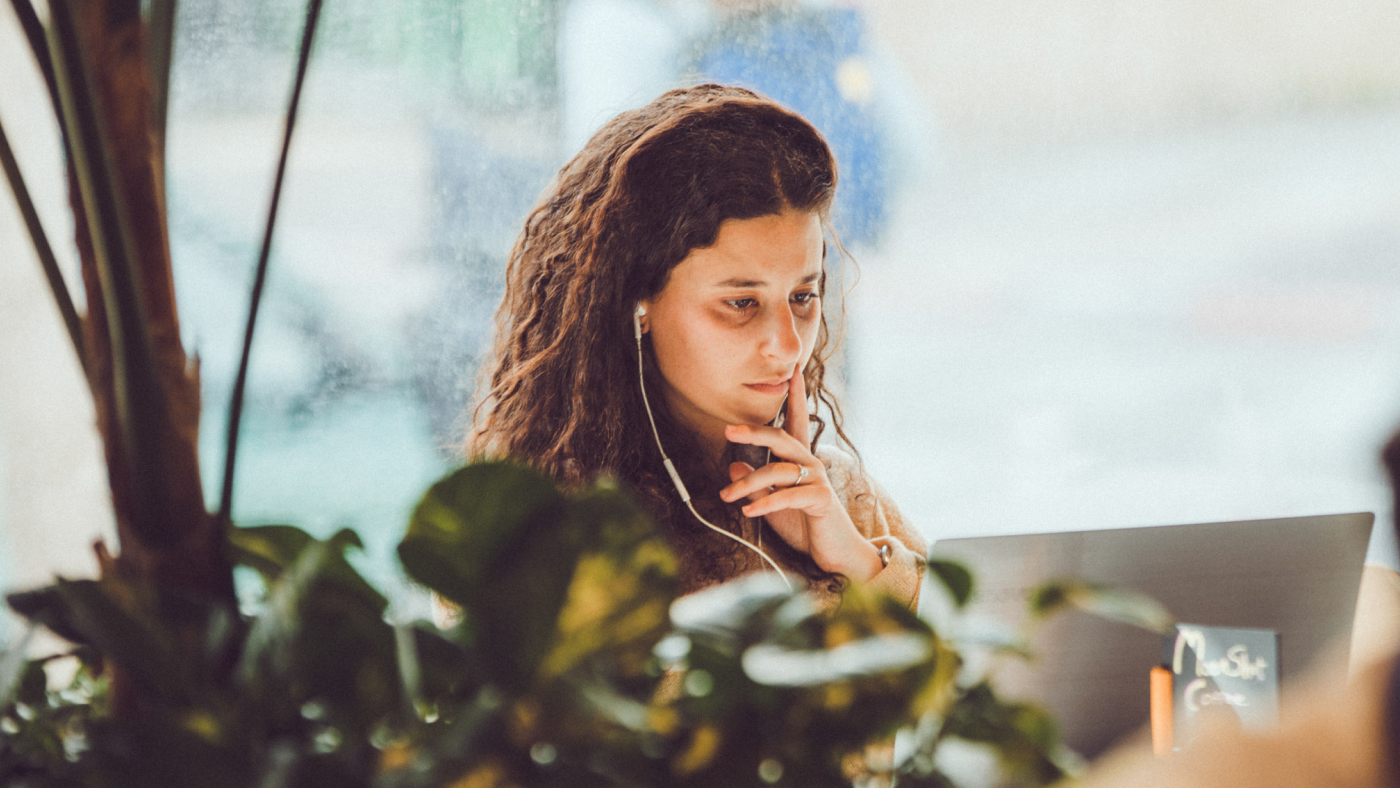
672, 211, 823, 287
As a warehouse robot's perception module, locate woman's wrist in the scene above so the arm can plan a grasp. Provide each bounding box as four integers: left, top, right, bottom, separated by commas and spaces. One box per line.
831, 537, 884, 582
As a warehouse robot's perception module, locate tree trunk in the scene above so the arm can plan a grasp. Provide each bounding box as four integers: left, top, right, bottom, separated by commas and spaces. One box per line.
62, 0, 234, 710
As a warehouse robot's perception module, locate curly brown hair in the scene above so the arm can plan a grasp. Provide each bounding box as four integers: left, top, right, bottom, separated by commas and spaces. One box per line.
467, 84, 858, 591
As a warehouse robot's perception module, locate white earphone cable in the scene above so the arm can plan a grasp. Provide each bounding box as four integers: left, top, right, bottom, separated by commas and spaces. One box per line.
635, 308, 793, 591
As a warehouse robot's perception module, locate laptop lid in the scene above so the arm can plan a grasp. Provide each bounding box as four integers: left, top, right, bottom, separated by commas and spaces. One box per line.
928, 512, 1375, 758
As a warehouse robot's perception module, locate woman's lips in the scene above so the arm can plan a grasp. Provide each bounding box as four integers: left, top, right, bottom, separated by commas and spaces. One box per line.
744, 380, 788, 396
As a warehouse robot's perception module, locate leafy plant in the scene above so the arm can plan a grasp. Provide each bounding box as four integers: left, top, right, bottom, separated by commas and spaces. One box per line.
3, 458, 1159, 787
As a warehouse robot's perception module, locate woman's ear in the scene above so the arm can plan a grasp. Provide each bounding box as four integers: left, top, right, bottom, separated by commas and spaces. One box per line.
635, 301, 651, 334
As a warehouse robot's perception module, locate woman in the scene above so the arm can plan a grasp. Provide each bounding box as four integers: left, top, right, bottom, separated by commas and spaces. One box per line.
467, 84, 926, 612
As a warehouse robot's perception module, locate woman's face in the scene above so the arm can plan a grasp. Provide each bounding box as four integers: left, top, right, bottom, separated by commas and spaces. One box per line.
641, 209, 824, 457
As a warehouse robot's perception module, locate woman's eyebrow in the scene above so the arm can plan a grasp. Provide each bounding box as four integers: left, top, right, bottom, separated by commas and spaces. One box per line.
714, 272, 822, 288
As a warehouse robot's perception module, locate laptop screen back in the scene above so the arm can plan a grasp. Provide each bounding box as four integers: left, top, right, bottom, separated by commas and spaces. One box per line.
929, 512, 1374, 758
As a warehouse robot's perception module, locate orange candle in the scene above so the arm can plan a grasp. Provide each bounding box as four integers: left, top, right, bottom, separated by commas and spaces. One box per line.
1150, 665, 1174, 756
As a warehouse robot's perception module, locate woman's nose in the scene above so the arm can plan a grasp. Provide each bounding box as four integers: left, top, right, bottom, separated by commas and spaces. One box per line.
760, 303, 803, 362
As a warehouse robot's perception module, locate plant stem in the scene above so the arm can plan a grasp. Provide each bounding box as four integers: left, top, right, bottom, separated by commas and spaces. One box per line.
217, 0, 324, 529
9, 0, 92, 295
7, 0, 61, 119
146, 0, 177, 153
0, 111, 87, 376
47, 0, 169, 543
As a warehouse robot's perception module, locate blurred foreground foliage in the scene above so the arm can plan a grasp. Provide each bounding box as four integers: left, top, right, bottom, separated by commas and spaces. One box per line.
0, 461, 1139, 788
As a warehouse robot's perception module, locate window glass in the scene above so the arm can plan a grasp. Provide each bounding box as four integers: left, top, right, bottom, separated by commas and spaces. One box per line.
2, 0, 1398, 628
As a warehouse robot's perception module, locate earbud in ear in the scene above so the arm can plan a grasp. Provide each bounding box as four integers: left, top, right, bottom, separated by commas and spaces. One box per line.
633, 303, 647, 341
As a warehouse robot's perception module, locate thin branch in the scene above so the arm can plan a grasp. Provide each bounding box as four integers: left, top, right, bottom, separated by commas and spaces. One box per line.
7, 0, 61, 119
146, 0, 177, 151
0, 111, 87, 373
217, 0, 324, 528
10, 0, 91, 297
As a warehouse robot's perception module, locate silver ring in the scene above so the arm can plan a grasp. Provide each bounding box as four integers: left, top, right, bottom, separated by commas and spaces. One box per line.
793, 464, 809, 486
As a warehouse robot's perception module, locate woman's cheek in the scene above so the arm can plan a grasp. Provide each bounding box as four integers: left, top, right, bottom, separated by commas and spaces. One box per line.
692, 316, 744, 367
799, 315, 821, 351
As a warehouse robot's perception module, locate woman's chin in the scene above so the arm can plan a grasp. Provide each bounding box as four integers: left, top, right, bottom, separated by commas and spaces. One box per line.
729, 404, 784, 427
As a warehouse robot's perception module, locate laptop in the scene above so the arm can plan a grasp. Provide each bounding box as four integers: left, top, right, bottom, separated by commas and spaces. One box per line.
927, 512, 1375, 758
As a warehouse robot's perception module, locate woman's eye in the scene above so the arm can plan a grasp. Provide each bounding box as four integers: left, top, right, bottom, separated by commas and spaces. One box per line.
723, 293, 817, 312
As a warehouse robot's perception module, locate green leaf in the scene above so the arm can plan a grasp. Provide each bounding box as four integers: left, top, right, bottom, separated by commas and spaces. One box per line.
398, 623, 480, 709
741, 632, 933, 686
228, 523, 316, 579
926, 559, 974, 608
61, 581, 185, 702
893, 767, 958, 788
8, 588, 85, 649
1029, 579, 1175, 634
8, 580, 184, 703
662, 578, 939, 777
237, 530, 398, 729
14, 659, 48, 709
941, 682, 1068, 785
398, 462, 577, 691
668, 572, 798, 654
387, 687, 504, 785
83, 714, 251, 788
399, 462, 566, 602
537, 479, 678, 680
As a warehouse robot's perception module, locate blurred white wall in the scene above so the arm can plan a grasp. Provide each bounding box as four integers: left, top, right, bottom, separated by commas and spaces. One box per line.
866, 0, 1400, 145
844, 0, 1400, 571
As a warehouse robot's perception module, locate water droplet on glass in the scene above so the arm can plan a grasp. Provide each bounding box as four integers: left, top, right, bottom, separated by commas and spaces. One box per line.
530, 742, 558, 765
684, 669, 714, 697
312, 727, 342, 753
654, 633, 692, 662
759, 757, 784, 783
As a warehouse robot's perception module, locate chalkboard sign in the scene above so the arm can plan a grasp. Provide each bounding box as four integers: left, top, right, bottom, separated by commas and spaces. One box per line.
1164, 624, 1280, 749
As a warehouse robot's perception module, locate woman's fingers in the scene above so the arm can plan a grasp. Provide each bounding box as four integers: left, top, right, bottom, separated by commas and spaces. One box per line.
729, 461, 754, 483
727, 461, 766, 504
721, 461, 810, 502
724, 423, 809, 462
740, 484, 826, 519
786, 363, 810, 447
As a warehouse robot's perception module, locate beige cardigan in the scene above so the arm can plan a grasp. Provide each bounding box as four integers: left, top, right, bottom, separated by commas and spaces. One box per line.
820, 445, 927, 611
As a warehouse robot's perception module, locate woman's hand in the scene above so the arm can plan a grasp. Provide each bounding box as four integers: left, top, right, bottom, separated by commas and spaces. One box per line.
719, 366, 883, 582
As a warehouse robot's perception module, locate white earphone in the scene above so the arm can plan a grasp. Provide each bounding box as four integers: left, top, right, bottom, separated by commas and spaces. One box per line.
634, 302, 793, 590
